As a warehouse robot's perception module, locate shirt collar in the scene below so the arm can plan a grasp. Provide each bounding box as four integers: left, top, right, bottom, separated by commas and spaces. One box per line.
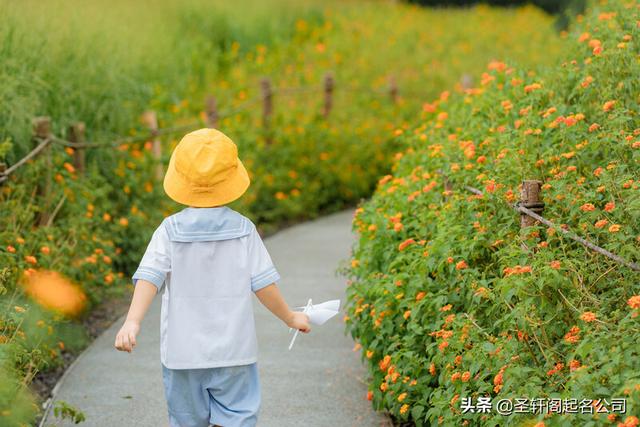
165, 206, 253, 242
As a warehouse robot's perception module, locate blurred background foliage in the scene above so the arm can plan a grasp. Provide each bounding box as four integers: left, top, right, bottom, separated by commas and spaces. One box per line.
405, 0, 586, 28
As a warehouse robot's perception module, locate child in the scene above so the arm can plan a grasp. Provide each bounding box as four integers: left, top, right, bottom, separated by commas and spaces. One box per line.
114, 128, 311, 427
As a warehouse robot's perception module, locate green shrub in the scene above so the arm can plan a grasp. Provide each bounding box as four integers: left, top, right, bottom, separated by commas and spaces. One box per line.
345, 0, 640, 425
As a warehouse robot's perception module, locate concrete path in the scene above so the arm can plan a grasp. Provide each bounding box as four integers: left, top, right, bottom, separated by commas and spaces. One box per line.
41, 210, 392, 427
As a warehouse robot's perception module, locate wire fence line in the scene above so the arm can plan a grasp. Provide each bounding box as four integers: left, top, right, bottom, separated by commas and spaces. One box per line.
449, 177, 640, 272
0, 74, 415, 183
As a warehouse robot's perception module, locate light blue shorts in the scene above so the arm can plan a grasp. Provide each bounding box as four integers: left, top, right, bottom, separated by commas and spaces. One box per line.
161, 362, 261, 427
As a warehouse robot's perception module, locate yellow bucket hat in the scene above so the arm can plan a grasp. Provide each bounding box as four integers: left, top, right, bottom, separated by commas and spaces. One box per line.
163, 128, 250, 207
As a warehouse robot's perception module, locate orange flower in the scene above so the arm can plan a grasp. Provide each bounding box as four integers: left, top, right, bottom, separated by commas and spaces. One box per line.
593, 167, 603, 177
399, 404, 409, 415
366, 391, 373, 401
602, 100, 616, 112
366, 350, 374, 359
620, 416, 639, 427
628, 295, 640, 309
580, 76, 593, 88
380, 382, 388, 392
6, 245, 16, 253
429, 363, 436, 375
368, 224, 377, 232
588, 123, 600, 132
503, 265, 532, 276
379, 355, 391, 372
608, 224, 621, 233
455, 260, 468, 270
451, 372, 461, 381
103, 213, 112, 222
564, 326, 581, 344
398, 239, 415, 251
550, 260, 561, 269
403, 310, 411, 320
440, 304, 452, 312
63, 162, 76, 174
119, 217, 129, 227
594, 219, 608, 228
493, 372, 503, 386
398, 392, 407, 402
569, 359, 581, 371
580, 203, 595, 212
40, 246, 50, 255
393, 222, 403, 232
25, 256, 37, 265
604, 202, 615, 212
461, 371, 471, 382
415, 292, 426, 301
580, 312, 597, 323
524, 83, 542, 93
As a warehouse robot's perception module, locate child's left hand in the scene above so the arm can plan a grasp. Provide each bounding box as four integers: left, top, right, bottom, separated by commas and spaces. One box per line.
114, 320, 140, 353
287, 311, 311, 333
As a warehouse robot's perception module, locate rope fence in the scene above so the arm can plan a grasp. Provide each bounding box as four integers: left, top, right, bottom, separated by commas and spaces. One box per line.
0, 72, 414, 184
440, 172, 640, 272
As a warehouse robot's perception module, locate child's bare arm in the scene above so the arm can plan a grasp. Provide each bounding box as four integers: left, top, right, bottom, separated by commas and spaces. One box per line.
255, 283, 310, 332
114, 279, 158, 352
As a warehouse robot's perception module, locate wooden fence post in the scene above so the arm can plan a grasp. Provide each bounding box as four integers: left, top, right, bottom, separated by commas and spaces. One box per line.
142, 111, 163, 181
389, 76, 398, 103
520, 180, 544, 228
205, 95, 218, 128
443, 175, 453, 199
32, 117, 52, 226
461, 74, 474, 90
68, 122, 86, 175
323, 72, 334, 118
260, 78, 273, 144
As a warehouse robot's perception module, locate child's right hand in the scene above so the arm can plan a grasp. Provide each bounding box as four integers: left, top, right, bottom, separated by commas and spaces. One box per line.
287, 311, 311, 333
114, 319, 140, 353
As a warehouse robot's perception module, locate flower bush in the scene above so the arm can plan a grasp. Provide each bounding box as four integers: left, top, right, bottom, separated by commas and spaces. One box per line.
345, 0, 640, 425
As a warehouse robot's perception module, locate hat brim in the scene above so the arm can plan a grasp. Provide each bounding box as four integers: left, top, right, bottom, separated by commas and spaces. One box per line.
163, 155, 250, 208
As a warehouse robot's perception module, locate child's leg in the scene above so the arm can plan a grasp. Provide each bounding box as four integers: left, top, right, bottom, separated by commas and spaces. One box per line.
207, 363, 261, 427
162, 364, 213, 427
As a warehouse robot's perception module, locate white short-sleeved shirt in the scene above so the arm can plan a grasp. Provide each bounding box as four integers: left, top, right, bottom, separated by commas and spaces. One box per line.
132, 206, 280, 369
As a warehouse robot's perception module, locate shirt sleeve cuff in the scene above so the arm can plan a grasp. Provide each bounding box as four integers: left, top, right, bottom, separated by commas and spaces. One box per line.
251, 266, 280, 292
132, 267, 166, 291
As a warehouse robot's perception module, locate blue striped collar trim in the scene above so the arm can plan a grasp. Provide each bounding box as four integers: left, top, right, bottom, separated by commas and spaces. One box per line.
165, 207, 253, 242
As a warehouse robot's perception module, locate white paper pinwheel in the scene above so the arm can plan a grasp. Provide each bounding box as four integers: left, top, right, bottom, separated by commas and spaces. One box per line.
288, 298, 341, 350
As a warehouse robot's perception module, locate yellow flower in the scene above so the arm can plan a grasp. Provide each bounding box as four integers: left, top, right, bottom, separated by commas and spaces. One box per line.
399, 404, 410, 415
